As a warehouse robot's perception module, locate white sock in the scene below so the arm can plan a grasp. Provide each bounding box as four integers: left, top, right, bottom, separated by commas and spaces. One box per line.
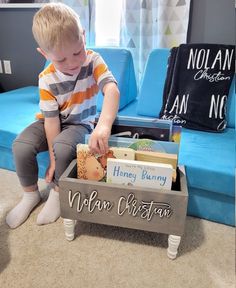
6, 191, 41, 229
36, 188, 60, 225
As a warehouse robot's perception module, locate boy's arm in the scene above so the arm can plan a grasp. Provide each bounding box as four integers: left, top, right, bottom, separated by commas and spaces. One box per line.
44, 116, 61, 183
89, 82, 120, 155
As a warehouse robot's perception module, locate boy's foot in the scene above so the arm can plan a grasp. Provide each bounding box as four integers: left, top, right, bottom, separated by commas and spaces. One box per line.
6, 191, 41, 229
36, 188, 60, 225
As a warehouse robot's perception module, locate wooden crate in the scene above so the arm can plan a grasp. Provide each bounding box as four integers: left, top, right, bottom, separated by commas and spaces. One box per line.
59, 159, 188, 259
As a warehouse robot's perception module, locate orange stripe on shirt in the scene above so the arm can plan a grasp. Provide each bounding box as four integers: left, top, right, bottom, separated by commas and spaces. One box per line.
35, 112, 44, 120
39, 64, 56, 78
40, 89, 56, 101
60, 84, 99, 111
93, 63, 108, 82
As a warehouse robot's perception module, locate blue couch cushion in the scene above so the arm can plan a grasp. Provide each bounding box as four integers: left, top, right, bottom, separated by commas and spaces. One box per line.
179, 128, 235, 197
44, 59, 51, 69
226, 79, 235, 128
91, 47, 137, 112
187, 187, 235, 227
137, 48, 169, 117
0, 86, 39, 148
117, 99, 139, 117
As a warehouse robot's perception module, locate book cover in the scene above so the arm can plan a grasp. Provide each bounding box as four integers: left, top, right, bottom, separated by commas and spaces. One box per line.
95, 115, 173, 129
171, 125, 182, 144
76, 144, 135, 181
116, 116, 182, 145
135, 151, 177, 169
106, 158, 173, 190
85, 135, 179, 155
134, 150, 177, 182
95, 116, 173, 141
111, 124, 171, 141
113, 115, 172, 129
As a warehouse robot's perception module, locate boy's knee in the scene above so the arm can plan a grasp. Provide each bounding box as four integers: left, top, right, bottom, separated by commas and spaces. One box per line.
13, 140, 36, 160
53, 141, 75, 162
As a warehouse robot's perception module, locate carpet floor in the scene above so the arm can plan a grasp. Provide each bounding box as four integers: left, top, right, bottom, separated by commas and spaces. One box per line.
0, 168, 235, 288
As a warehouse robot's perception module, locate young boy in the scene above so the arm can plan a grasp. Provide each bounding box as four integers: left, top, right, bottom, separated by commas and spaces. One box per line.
6, 3, 120, 228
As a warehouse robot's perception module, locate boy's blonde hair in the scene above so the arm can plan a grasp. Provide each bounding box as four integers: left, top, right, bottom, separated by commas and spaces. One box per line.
32, 3, 84, 52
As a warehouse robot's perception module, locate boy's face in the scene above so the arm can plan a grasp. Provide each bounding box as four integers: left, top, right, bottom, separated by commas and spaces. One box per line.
39, 34, 87, 76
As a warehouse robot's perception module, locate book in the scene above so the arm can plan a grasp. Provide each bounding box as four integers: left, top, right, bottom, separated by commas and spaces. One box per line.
171, 125, 182, 144
95, 115, 173, 141
106, 158, 173, 190
85, 135, 179, 155
113, 116, 182, 144
135, 151, 177, 169
76, 144, 135, 181
135, 150, 178, 182
110, 124, 171, 141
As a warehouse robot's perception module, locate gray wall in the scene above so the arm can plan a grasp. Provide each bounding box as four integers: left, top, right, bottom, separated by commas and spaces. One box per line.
188, 0, 235, 45
0, 8, 45, 92
0, 0, 235, 92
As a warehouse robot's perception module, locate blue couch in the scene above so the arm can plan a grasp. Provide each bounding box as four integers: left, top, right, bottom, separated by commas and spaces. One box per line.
0, 48, 235, 226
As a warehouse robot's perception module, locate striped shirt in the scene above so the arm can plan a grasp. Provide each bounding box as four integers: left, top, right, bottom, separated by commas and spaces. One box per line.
37, 50, 117, 129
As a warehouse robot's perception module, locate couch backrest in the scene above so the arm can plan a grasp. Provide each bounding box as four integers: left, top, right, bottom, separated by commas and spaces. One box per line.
226, 77, 235, 128
44, 60, 51, 70
136, 49, 169, 117
136, 48, 235, 129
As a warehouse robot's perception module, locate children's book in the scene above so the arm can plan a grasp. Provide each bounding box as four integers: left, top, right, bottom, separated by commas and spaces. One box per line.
135, 151, 177, 169
135, 150, 178, 182
76, 144, 135, 181
171, 125, 182, 144
85, 135, 179, 155
95, 115, 173, 141
106, 158, 173, 190
95, 116, 182, 144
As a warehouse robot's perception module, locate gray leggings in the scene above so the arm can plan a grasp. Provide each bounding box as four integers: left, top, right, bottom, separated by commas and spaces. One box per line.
13, 120, 90, 187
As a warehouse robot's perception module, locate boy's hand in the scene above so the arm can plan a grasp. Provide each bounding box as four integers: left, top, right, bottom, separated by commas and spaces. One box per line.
89, 82, 119, 155
45, 162, 55, 183
88, 124, 110, 155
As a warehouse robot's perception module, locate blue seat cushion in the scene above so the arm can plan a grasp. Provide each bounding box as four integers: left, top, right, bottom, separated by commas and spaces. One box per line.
0, 86, 39, 148
188, 187, 235, 226
179, 128, 235, 197
0, 86, 49, 178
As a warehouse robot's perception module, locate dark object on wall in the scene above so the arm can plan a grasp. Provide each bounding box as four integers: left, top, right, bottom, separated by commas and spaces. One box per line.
0, 83, 4, 93
0, 0, 48, 3
159, 44, 235, 132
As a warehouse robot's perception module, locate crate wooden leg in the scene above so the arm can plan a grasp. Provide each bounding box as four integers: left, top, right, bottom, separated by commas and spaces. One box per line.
167, 234, 181, 260
63, 218, 76, 241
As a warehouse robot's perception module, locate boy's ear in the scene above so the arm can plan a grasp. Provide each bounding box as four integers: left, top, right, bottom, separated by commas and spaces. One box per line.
37, 47, 49, 59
